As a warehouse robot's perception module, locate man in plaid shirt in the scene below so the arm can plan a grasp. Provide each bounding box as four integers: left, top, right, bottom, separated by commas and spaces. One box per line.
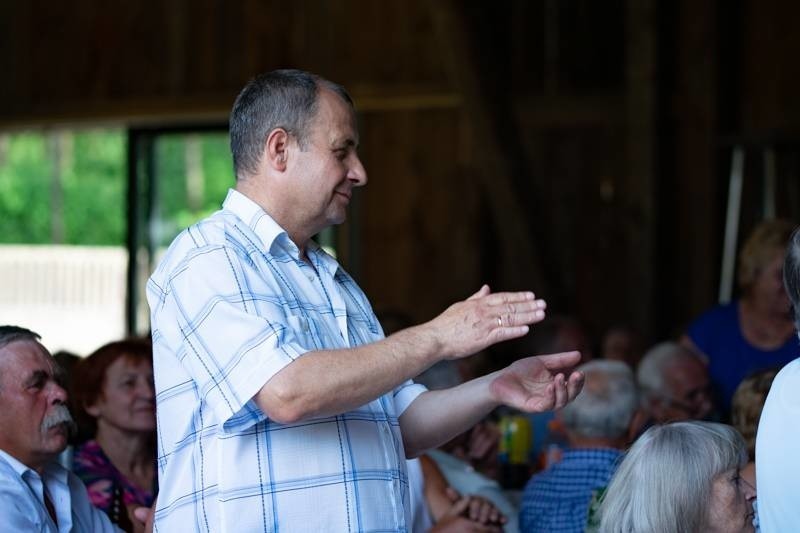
148, 69, 585, 532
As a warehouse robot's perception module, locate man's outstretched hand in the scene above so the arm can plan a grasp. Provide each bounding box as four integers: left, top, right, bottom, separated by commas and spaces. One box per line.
488, 352, 584, 412
425, 284, 547, 360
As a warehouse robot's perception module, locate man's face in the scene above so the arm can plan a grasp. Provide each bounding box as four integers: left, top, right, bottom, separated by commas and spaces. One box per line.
0, 340, 71, 470
285, 87, 367, 236
657, 356, 713, 422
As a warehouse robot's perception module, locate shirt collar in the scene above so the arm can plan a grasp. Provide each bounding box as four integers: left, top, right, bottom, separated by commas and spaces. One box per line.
222, 188, 341, 274
0, 448, 68, 485
562, 447, 622, 462
0, 448, 31, 477
223, 189, 289, 253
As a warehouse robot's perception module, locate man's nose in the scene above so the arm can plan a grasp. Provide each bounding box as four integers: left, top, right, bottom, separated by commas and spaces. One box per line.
348, 156, 367, 187
50, 382, 68, 404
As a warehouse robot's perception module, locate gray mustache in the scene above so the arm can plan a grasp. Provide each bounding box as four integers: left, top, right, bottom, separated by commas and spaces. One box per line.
41, 404, 77, 437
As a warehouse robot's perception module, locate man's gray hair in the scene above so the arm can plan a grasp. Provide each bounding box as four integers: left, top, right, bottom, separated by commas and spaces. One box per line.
599, 421, 747, 533
229, 69, 353, 179
559, 359, 638, 440
636, 341, 699, 397
0, 325, 40, 350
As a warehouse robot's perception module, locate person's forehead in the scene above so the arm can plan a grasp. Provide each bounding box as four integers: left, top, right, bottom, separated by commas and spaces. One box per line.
668, 357, 708, 386
106, 355, 152, 375
0, 340, 55, 384
313, 88, 358, 144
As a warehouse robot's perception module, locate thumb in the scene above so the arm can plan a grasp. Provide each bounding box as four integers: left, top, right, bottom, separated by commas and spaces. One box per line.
446, 496, 472, 518
468, 284, 491, 300
132, 506, 151, 524
445, 486, 461, 502
537, 351, 582, 369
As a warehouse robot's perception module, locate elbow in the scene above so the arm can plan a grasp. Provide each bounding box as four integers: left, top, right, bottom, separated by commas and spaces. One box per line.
256, 382, 311, 424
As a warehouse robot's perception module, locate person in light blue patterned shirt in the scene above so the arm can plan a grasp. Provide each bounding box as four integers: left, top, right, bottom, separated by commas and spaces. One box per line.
147, 69, 585, 532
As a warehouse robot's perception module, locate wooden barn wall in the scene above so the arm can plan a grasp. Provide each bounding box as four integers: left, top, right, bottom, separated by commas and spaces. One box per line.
8, 0, 800, 354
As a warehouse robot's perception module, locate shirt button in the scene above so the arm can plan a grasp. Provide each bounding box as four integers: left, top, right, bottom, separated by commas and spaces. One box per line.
307, 274, 315, 282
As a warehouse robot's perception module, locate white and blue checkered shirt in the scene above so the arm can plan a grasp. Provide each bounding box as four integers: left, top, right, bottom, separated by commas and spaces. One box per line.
147, 189, 426, 532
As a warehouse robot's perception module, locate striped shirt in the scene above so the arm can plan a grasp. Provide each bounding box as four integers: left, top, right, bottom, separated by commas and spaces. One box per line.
147, 189, 425, 532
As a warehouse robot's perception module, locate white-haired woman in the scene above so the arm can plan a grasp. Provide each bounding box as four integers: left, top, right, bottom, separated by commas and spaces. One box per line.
598, 421, 756, 533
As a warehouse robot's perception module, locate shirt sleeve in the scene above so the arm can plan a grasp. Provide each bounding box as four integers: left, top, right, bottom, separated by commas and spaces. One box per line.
154, 244, 310, 434
393, 380, 427, 416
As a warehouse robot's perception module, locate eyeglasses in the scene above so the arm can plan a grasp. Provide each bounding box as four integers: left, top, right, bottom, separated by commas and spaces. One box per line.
657, 385, 713, 417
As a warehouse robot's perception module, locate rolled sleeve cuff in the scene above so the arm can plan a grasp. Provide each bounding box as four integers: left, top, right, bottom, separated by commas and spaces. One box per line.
393, 381, 427, 417
218, 341, 308, 434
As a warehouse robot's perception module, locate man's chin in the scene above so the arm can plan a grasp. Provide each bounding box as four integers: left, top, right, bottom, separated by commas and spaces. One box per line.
44, 423, 72, 443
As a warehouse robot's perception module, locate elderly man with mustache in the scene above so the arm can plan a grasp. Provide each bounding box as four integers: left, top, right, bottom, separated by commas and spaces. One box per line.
0, 325, 152, 532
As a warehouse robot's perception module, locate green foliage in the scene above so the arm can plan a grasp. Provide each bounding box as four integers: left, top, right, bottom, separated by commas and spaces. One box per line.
0, 130, 235, 247
0, 130, 125, 245
153, 133, 234, 246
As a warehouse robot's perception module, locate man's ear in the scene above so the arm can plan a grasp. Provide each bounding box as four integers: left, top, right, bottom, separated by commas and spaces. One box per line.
84, 400, 101, 418
264, 128, 290, 172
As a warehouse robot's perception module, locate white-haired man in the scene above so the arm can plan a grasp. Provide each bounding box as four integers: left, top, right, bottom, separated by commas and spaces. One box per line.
0, 325, 152, 532
637, 341, 713, 424
0, 325, 119, 531
520, 360, 639, 533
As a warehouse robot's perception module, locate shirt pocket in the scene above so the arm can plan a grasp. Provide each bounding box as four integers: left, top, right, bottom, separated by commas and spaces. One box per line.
285, 314, 343, 351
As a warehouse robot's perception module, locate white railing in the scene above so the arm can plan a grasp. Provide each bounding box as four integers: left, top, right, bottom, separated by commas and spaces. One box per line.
0, 245, 128, 355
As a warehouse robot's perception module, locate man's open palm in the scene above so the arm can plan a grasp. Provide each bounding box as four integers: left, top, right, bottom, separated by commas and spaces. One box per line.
488, 352, 584, 412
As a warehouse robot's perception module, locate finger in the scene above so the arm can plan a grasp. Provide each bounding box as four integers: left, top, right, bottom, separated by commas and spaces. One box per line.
567, 370, 585, 401
478, 501, 492, 524
553, 373, 568, 409
132, 506, 151, 524
484, 291, 537, 306
445, 486, 461, 502
536, 351, 582, 370
495, 308, 546, 328
491, 325, 530, 343
446, 495, 472, 518
468, 284, 491, 300
467, 497, 479, 520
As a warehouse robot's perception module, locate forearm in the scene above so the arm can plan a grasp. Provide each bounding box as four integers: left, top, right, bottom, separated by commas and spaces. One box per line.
400, 374, 499, 457
255, 323, 441, 423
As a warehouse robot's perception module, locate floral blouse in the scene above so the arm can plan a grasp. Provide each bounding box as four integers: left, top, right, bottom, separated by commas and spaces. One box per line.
73, 440, 156, 528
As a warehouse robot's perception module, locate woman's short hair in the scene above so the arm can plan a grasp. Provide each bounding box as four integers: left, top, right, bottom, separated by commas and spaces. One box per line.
731, 368, 779, 459
784, 226, 800, 330
599, 421, 747, 533
70, 338, 152, 436
738, 219, 794, 292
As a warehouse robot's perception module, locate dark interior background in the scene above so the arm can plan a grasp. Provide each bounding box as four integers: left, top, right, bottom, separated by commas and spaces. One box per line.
3, 0, 800, 359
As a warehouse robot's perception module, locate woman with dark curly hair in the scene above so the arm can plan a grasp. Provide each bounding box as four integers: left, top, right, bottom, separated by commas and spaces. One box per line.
71, 338, 156, 532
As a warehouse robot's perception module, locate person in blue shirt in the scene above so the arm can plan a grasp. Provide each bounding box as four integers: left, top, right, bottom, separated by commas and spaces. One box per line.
520, 360, 638, 533
685, 219, 798, 416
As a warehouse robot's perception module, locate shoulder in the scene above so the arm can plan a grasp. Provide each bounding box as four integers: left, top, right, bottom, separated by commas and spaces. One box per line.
0, 464, 39, 528
689, 301, 737, 329
687, 301, 739, 343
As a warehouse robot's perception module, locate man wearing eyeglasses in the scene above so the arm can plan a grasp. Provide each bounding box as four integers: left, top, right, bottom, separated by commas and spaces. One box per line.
637, 341, 714, 424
